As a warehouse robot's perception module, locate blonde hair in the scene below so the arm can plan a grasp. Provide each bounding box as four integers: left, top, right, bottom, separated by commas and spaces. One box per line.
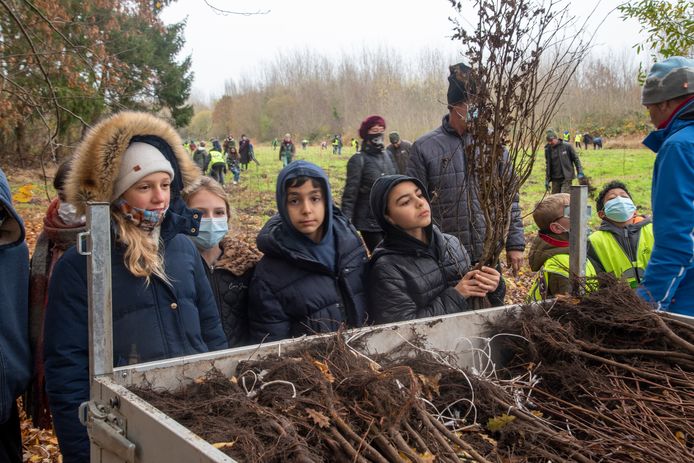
112, 211, 169, 285
181, 177, 232, 225
533, 193, 569, 231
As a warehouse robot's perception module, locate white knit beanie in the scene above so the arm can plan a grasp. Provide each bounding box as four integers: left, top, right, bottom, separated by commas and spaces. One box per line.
111, 142, 175, 201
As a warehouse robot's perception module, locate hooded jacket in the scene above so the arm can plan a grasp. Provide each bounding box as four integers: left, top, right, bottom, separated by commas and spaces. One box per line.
44, 112, 228, 462
0, 168, 31, 425
638, 98, 694, 315
341, 143, 398, 231
406, 115, 525, 263
248, 161, 368, 342
367, 175, 505, 324
203, 235, 262, 347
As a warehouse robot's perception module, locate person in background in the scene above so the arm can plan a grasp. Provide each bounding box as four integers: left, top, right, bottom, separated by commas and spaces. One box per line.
208, 139, 227, 186
248, 161, 368, 343
301, 138, 309, 150
367, 175, 504, 324
272, 137, 278, 151
637, 56, 694, 316
341, 115, 398, 252
574, 132, 582, 149
386, 131, 412, 174
183, 177, 262, 347
226, 147, 241, 184
544, 129, 585, 194
350, 137, 359, 153
562, 130, 570, 142
279, 133, 296, 167
25, 160, 86, 430
407, 62, 525, 273
587, 181, 653, 289
193, 140, 210, 172
528, 193, 597, 301
593, 136, 603, 149
223, 134, 236, 153
44, 112, 227, 461
239, 134, 251, 170
582, 132, 592, 149
332, 134, 340, 155
0, 167, 31, 463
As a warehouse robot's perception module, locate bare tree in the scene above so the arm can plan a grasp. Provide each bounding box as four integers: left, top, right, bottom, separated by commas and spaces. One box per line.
449, 0, 592, 271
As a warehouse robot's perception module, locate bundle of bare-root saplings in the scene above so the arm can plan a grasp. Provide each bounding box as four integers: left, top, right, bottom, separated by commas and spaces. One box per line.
135, 279, 693, 462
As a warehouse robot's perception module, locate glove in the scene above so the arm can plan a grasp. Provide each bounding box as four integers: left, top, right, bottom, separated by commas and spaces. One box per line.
577, 172, 585, 180
544, 179, 550, 191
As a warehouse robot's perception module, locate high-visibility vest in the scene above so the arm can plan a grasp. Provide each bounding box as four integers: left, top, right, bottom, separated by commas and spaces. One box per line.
208, 150, 226, 171
563, 132, 570, 141
575, 134, 582, 143
528, 253, 598, 302
588, 223, 654, 288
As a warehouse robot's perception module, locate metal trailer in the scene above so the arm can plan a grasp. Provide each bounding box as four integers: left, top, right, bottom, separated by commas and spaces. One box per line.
77, 202, 693, 463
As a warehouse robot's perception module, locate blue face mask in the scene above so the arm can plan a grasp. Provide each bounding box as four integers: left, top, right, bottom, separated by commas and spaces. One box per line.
604, 196, 636, 222
190, 217, 228, 250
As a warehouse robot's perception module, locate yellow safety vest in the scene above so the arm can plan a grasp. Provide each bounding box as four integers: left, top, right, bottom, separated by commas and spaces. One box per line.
575, 134, 581, 143
528, 253, 597, 302
588, 223, 654, 288
208, 150, 226, 171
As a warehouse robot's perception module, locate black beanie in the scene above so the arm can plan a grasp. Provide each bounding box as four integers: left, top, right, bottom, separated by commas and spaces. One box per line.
447, 62, 472, 105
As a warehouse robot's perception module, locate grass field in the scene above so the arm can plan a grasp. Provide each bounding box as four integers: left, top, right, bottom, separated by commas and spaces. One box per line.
219, 144, 655, 234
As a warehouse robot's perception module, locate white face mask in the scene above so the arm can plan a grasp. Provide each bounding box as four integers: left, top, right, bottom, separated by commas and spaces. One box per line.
57, 201, 85, 225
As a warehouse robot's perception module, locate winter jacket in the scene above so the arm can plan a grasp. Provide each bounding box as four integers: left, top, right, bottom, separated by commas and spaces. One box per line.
0, 168, 31, 426
239, 139, 251, 164
386, 140, 413, 174
43, 112, 227, 462
638, 98, 694, 315
406, 115, 525, 263
279, 141, 296, 161
544, 140, 583, 181
249, 161, 368, 342
528, 232, 597, 300
367, 175, 505, 324
341, 146, 397, 232
203, 235, 262, 347
587, 216, 653, 288
193, 147, 210, 172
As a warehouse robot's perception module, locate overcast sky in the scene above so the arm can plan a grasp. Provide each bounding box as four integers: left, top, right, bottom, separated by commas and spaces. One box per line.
160, 0, 646, 101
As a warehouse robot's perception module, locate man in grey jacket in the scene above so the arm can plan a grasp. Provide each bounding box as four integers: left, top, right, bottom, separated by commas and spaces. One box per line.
407, 63, 525, 273
544, 129, 585, 193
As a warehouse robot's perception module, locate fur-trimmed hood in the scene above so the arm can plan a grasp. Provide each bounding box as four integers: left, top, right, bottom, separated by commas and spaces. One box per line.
66, 111, 201, 214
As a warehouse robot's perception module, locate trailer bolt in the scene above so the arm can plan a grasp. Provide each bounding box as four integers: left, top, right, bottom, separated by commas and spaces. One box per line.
109, 397, 120, 409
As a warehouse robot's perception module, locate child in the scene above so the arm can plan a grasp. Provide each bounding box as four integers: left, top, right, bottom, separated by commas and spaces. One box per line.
587, 181, 653, 288
43, 111, 227, 461
248, 161, 368, 342
368, 175, 504, 324
183, 177, 262, 347
528, 193, 597, 300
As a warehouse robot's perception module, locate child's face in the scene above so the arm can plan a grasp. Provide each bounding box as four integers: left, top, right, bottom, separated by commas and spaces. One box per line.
385, 181, 431, 230
186, 189, 227, 220
121, 172, 171, 211
286, 180, 325, 243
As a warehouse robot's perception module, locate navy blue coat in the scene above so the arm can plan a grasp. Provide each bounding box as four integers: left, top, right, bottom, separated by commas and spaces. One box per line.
44, 218, 228, 462
0, 168, 31, 425
248, 212, 369, 343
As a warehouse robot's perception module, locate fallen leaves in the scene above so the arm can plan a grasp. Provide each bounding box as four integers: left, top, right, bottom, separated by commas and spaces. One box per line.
305, 408, 330, 428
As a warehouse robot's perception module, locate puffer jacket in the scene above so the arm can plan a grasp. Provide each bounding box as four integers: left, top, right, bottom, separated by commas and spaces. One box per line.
341, 146, 397, 231
0, 168, 31, 425
249, 161, 368, 342
203, 235, 262, 347
44, 112, 227, 463
367, 175, 505, 324
406, 115, 524, 263
638, 97, 694, 315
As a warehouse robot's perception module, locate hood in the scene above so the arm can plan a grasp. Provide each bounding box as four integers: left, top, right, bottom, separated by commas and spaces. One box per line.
643, 98, 694, 153
528, 233, 569, 272
597, 215, 652, 234
0, 168, 25, 248
275, 160, 333, 237
65, 111, 202, 215
369, 174, 434, 251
